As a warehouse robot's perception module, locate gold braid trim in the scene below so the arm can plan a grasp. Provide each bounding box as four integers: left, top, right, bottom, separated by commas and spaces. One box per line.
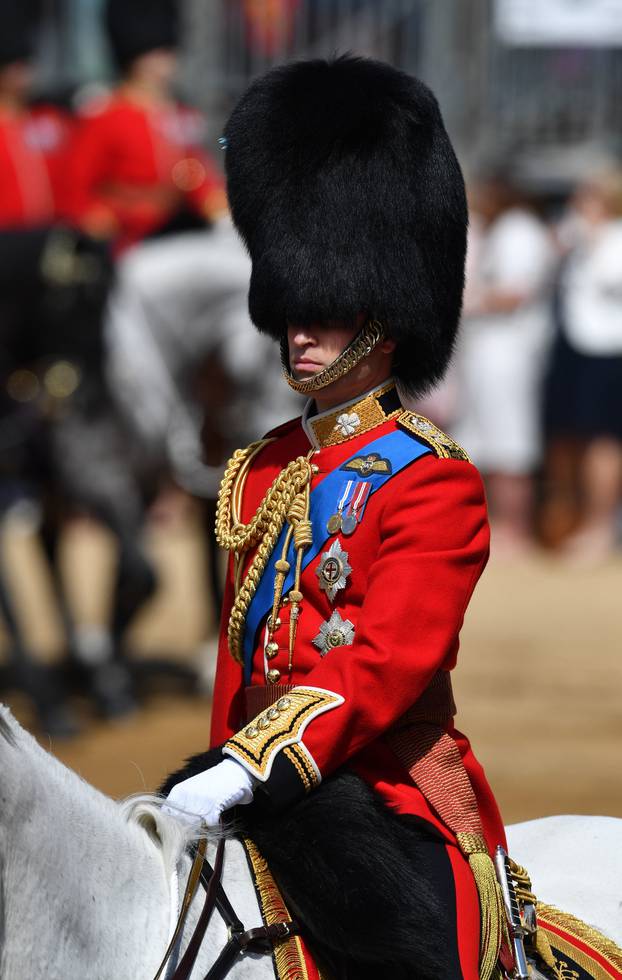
215, 441, 313, 664
538, 904, 622, 977
243, 837, 311, 980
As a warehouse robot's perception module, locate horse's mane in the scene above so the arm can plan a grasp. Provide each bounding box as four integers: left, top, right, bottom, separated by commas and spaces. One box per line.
119, 794, 223, 878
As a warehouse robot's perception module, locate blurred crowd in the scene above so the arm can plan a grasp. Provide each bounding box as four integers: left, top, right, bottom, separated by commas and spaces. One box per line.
0, 0, 621, 736
0, 0, 296, 735
445, 169, 622, 562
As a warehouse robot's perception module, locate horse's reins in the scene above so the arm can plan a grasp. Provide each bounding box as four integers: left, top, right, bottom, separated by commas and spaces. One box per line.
152, 828, 298, 980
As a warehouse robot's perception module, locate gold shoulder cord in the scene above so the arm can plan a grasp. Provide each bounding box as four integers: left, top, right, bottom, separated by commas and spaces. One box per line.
216, 441, 314, 667
230, 438, 274, 595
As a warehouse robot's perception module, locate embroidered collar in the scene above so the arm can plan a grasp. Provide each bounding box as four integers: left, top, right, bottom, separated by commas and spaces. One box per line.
302, 379, 402, 449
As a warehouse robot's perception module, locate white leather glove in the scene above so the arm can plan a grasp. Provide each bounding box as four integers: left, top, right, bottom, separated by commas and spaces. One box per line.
164, 759, 257, 826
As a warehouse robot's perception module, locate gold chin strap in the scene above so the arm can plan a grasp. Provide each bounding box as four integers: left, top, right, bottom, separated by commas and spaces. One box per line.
281, 319, 385, 395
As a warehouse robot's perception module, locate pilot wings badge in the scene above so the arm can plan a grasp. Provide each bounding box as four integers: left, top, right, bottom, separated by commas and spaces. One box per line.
341, 452, 392, 477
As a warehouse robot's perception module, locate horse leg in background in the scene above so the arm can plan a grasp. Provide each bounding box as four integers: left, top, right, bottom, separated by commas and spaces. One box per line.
46, 405, 160, 717
0, 522, 78, 736
37, 489, 140, 719
54, 399, 202, 700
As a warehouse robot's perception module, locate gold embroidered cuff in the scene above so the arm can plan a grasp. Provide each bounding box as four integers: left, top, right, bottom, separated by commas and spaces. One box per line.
223, 686, 344, 783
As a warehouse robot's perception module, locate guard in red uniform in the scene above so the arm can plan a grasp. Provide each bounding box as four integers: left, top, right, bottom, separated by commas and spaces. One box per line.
167, 57, 510, 980
0, 4, 72, 228
63, 0, 226, 254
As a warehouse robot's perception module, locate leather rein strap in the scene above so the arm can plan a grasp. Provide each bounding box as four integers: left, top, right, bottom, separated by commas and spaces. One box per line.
152, 832, 297, 980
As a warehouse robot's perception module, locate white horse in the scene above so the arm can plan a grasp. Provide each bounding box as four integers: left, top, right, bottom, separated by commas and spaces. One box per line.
0, 703, 619, 980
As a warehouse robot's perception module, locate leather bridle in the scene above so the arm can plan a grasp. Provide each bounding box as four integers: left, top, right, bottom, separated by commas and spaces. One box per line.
152, 832, 298, 980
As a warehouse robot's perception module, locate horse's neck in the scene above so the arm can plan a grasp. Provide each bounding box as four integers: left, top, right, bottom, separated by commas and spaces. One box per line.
0, 709, 277, 980
173, 838, 277, 980
0, 709, 170, 980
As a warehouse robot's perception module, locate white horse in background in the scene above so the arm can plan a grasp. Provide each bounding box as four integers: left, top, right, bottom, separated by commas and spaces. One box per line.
0, 703, 620, 980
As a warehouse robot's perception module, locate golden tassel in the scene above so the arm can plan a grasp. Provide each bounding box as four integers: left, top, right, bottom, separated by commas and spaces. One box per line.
456, 833, 505, 980
534, 928, 558, 971
287, 483, 312, 672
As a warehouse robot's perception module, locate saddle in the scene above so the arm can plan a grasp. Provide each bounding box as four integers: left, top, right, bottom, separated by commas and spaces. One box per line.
243, 840, 622, 980
534, 906, 622, 980
161, 755, 622, 980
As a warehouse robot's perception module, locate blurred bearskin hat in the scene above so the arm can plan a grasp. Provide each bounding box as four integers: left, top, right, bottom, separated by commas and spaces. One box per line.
106, 0, 179, 70
0, 0, 41, 67
224, 56, 468, 396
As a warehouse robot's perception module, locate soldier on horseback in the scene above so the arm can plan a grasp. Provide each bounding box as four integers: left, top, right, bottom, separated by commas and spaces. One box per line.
167, 55, 510, 979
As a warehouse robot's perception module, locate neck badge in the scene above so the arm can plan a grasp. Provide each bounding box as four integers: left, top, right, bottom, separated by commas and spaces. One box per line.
313, 610, 355, 656
334, 412, 361, 437
315, 538, 352, 602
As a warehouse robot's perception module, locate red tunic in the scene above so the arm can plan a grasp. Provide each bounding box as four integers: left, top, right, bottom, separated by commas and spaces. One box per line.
0, 105, 72, 227
62, 92, 226, 253
211, 381, 506, 978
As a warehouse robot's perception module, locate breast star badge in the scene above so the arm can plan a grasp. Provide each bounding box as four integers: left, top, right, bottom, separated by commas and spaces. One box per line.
315, 538, 352, 602
313, 611, 355, 656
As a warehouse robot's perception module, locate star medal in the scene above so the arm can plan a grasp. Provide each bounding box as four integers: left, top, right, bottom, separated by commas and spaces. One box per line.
341, 481, 372, 536
313, 610, 355, 656
315, 538, 352, 602
326, 480, 356, 535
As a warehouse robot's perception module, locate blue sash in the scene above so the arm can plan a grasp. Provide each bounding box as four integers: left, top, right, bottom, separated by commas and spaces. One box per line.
241, 428, 431, 682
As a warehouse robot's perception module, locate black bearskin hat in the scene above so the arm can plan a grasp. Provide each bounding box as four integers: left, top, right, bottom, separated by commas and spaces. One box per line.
224, 56, 468, 396
0, 0, 41, 67
106, 0, 178, 70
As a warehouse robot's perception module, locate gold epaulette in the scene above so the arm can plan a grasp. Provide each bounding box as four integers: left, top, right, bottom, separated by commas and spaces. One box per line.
397, 410, 471, 462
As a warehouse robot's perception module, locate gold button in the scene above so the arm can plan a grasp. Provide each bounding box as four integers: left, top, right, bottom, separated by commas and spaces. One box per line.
245, 726, 258, 739
267, 707, 280, 721
276, 696, 292, 710
258, 715, 270, 730
311, 463, 319, 474
267, 668, 281, 684
265, 641, 279, 659
267, 615, 281, 630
